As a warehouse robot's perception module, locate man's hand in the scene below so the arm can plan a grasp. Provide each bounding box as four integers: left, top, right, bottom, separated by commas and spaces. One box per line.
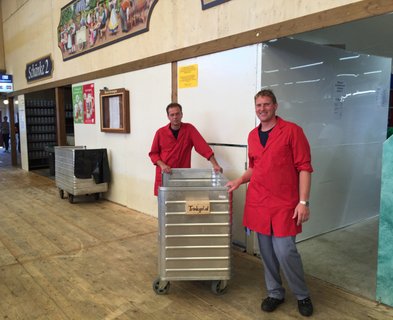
157, 160, 171, 174
209, 155, 223, 174
226, 168, 253, 192
213, 164, 223, 173
293, 203, 310, 226
226, 177, 243, 193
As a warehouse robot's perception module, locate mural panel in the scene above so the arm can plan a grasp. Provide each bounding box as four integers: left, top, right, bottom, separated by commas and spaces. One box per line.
58, 0, 158, 61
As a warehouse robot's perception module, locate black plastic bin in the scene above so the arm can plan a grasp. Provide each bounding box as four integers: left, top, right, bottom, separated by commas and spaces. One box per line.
45, 145, 56, 176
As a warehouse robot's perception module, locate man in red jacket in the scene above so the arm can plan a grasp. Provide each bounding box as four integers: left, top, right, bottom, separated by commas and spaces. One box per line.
226, 89, 314, 317
149, 102, 222, 196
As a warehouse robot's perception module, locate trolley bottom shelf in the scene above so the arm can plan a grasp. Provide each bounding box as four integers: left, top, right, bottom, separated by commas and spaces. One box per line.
152, 278, 228, 295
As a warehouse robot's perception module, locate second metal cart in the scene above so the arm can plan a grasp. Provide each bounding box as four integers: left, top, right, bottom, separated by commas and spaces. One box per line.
153, 168, 232, 295
55, 146, 109, 203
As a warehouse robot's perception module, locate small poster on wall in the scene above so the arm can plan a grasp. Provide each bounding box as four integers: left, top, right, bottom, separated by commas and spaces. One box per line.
72, 85, 84, 123
178, 64, 198, 88
83, 83, 95, 124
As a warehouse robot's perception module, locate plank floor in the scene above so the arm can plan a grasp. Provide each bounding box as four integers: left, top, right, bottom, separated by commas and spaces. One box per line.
0, 166, 392, 319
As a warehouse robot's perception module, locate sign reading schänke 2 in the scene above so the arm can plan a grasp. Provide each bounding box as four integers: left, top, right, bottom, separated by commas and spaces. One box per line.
25, 55, 53, 82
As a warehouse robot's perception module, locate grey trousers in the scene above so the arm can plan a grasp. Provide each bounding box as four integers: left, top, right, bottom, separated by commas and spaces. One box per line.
257, 233, 310, 300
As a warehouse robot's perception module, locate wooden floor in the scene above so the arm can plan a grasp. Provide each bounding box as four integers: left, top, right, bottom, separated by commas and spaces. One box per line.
0, 166, 393, 319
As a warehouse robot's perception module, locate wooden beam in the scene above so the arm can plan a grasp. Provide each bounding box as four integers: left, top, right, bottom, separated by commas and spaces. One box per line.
55, 87, 66, 146
171, 61, 178, 103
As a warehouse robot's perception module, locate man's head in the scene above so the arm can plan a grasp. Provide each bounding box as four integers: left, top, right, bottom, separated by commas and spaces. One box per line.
166, 102, 183, 130
3, 116, 8, 121
254, 89, 278, 125
254, 89, 277, 104
166, 102, 182, 115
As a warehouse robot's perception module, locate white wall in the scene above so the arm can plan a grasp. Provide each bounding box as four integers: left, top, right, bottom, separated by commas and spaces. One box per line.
74, 37, 392, 246
73, 46, 261, 222
74, 64, 172, 217
177, 45, 260, 247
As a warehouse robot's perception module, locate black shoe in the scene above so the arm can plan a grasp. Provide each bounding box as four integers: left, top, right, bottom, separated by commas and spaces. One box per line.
261, 296, 285, 312
298, 297, 313, 317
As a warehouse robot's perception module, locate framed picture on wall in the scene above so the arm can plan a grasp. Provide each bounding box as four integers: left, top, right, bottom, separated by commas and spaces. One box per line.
201, 0, 230, 10
100, 88, 130, 133
58, 0, 159, 61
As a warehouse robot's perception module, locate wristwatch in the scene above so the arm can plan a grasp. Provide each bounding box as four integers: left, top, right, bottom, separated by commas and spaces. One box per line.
299, 200, 310, 207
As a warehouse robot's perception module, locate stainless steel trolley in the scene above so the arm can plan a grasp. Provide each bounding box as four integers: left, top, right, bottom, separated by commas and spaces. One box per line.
152, 168, 232, 295
55, 146, 109, 203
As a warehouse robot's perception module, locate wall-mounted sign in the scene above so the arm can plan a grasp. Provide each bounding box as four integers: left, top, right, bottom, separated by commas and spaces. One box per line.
100, 88, 130, 133
25, 55, 53, 82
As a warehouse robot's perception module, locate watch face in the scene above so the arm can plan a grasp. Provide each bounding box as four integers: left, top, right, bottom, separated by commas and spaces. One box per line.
300, 200, 309, 207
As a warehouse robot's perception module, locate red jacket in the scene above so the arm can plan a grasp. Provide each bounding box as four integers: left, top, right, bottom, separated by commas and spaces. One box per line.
149, 123, 214, 195
244, 117, 313, 236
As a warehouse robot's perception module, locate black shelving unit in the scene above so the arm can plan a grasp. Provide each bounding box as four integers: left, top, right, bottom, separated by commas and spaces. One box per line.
65, 102, 74, 135
25, 98, 57, 170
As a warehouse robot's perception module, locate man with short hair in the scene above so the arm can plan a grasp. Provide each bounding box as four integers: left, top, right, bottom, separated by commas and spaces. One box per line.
149, 102, 222, 195
227, 89, 314, 317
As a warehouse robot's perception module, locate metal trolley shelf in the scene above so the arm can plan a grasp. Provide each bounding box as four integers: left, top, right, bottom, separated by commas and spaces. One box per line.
55, 146, 109, 203
153, 168, 232, 295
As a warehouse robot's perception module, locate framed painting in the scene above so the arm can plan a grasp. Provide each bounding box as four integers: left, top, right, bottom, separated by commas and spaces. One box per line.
58, 0, 158, 61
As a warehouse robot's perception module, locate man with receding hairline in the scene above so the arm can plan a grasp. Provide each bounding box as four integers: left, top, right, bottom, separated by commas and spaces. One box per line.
149, 102, 222, 195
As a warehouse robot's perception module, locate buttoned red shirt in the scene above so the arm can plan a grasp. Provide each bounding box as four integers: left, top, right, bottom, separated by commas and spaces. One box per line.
244, 117, 313, 236
149, 123, 214, 195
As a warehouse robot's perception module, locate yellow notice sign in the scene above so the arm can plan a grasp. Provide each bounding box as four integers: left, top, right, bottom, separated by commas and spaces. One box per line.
185, 200, 210, 214
178, 64, 198, 88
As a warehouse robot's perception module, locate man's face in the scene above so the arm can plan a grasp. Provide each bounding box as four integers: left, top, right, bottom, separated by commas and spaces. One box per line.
167, 106, 183, 128
255, 95, 277, 124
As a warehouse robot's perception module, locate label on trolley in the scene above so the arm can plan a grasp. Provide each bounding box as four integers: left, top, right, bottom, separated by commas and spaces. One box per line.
185, 200, 210, 214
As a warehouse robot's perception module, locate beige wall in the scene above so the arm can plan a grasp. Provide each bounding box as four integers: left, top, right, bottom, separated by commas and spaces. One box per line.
0, 3, 5, 71
1, 0, 361, 91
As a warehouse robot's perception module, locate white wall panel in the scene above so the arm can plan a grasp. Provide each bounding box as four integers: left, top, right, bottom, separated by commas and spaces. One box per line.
177, 45, 260, 246
177, 45, 259, 145
261, 37, 391, 240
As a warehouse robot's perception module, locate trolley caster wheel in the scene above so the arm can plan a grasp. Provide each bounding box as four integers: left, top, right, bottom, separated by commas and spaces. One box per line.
68, 194, 74, 204
59, 189, 64, 199
152, 278, 170, 295
94, 193, 100, 200
211, 280, 227, 295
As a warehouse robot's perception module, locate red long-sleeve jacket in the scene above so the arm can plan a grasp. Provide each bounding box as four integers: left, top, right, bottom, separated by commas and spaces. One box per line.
244, 117, 313, 236
149, 123, 214, 195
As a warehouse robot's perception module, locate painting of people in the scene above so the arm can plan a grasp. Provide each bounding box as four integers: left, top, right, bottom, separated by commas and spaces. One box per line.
58, 0, 158, 61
